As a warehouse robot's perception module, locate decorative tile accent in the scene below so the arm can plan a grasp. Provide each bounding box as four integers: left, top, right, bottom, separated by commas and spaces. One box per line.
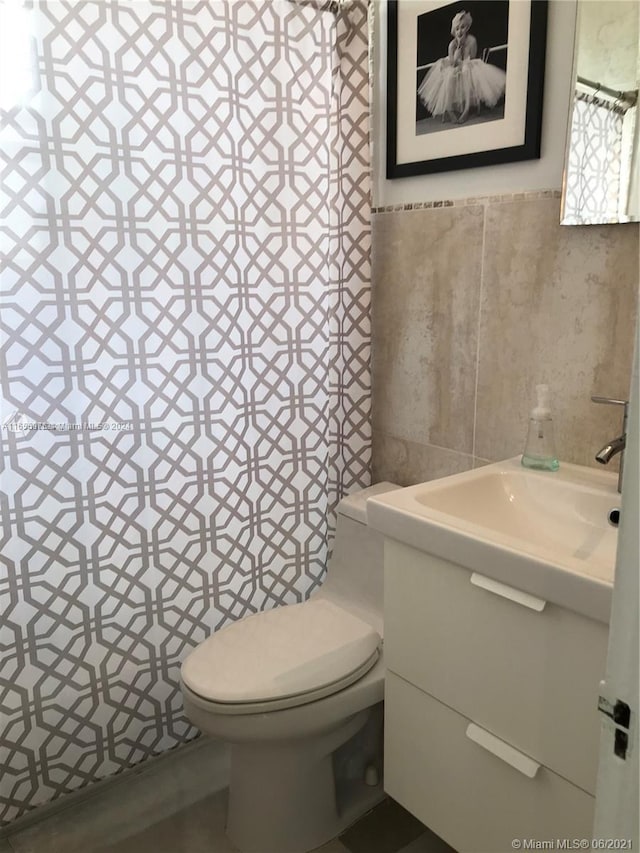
372, 189, 562, 215
0, 0, 371, 825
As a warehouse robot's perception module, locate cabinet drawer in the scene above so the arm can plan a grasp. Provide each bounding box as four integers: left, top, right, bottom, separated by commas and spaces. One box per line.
385, 672, 595, 853
384, 540, 608, 794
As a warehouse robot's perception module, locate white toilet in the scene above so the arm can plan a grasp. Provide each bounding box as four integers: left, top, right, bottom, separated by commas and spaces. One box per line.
180, 482, 399, 853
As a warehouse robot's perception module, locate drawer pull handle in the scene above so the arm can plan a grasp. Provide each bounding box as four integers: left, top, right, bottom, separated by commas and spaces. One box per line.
465, 723, 540, 779
470, 573, 546, 612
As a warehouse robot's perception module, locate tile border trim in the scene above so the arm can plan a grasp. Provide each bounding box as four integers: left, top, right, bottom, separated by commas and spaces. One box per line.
372, 188, 562, 214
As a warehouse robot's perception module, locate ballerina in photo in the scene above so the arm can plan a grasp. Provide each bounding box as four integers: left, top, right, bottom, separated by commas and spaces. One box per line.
418, 10, 507, 125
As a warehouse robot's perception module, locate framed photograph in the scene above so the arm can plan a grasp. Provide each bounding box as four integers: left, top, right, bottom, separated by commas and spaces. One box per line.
386, 0, 548, 178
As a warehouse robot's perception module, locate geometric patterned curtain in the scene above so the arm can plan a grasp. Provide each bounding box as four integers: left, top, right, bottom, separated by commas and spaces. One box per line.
0, 0, 371, 825
563, 91, 626, 225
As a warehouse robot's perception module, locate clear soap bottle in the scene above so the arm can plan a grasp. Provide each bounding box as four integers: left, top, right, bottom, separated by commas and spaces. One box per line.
521, 384, 559, 471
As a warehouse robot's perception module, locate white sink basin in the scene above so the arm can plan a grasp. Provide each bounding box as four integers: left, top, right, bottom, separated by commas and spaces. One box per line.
367, 458, 619, 623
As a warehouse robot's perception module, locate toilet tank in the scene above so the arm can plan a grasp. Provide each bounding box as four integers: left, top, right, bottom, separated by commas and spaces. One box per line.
313, 482, 400, 637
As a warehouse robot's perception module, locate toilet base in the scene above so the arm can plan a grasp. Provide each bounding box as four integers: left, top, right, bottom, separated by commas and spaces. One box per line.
226, 706, 384, 853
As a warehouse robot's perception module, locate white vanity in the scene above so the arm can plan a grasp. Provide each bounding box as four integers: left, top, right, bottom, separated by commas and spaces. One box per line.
368, 458, 618, 853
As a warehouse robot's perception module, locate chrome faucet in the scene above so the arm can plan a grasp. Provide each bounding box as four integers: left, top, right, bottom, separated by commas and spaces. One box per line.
591, 396, 628, 493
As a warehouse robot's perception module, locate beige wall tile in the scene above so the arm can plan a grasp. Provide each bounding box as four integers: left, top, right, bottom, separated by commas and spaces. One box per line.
472, 456, 493, 469
370, 197, 638, 483
372, 430, 473, 486
475, 199, 638, 467
371, 206, 483, 455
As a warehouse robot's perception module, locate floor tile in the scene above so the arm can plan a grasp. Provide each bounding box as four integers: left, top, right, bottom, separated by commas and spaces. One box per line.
316, 841, 350, 853
7, 739, 229, 853
96, 790, 355, 853
3, 743, 449, 853
339, 798, 426, 853
94, 789, 234, 853
397, 827, 456, 853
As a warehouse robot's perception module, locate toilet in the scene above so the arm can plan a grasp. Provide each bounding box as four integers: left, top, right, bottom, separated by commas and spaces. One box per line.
180, 481, 399, 853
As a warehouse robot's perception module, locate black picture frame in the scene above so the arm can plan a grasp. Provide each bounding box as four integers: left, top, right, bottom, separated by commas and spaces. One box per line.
386, 0, 548, 179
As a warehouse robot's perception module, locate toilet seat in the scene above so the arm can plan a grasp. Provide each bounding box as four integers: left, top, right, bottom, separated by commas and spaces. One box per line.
181, 598, 381, 714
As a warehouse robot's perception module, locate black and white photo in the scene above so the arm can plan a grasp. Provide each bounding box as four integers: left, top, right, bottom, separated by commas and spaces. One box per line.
416, 2, 509, 134
387, 0, 548, 178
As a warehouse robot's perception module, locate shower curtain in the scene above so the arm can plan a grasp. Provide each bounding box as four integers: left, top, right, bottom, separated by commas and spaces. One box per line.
0, 0, 371, 824
563, 91, 635, 224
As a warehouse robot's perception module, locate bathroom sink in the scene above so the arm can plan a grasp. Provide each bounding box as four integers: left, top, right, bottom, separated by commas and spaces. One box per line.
367, 458, 619, 623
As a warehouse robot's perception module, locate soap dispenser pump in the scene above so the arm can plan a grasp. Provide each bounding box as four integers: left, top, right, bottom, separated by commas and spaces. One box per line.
521, 384, 559, 471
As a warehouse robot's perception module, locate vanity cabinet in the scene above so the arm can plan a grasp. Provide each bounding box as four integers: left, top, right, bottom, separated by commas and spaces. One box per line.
383, 539, 609, 853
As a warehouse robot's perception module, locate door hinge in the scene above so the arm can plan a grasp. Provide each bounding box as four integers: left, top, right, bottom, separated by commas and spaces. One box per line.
598, 696, 631, 760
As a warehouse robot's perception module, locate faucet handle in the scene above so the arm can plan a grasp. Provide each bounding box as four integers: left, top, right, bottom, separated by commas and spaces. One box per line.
591, 396, 629, 437
591, 396, 628, 407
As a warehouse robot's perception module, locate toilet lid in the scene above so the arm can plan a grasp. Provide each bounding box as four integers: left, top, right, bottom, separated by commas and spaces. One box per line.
181, 598, 381, 712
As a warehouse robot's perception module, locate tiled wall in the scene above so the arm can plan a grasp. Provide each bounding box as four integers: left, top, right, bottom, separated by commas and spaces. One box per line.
371, 193, 639, 486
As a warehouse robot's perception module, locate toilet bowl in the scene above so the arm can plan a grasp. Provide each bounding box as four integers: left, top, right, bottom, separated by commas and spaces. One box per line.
180, 481, 399, 853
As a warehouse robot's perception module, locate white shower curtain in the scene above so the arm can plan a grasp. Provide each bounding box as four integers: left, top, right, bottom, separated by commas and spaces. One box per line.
0, 0, 371, 824
563, 91, 635, 225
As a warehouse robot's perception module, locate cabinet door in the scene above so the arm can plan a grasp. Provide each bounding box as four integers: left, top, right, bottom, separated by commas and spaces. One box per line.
384, 541, 608, 793
385, 672, 595, 853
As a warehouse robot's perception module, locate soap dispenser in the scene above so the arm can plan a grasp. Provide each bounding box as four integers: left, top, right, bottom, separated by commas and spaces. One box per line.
521, 384, 559, 471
